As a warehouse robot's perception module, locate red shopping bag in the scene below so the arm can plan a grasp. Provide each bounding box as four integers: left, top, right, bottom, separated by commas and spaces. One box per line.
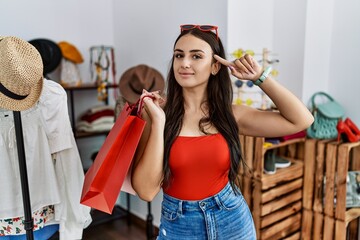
80, 98, 148, 214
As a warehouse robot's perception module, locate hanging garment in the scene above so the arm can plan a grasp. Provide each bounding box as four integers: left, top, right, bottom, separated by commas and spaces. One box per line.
0, 79, 91, 239
38, 79, 92, 239
0, 105, 61, 219
0, 205, 56, 236
52, 138, 92, 239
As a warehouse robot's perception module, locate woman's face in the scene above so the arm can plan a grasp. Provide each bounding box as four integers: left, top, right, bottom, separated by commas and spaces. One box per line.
173, 34, 216, 89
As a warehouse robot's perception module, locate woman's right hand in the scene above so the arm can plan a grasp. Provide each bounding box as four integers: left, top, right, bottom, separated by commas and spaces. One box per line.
139, 89, 166, 125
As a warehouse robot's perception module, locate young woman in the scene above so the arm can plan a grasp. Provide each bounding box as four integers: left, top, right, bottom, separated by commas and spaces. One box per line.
131, 25, 314, 240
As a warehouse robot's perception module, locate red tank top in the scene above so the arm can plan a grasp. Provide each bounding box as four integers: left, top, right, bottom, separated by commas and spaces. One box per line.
164, 133, 230, 200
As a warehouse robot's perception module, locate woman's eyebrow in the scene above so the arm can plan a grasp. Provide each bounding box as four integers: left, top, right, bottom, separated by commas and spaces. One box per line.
174, 49, 205, 53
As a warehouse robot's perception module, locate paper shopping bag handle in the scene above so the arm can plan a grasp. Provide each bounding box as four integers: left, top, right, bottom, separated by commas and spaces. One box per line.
125, 95, 155, 118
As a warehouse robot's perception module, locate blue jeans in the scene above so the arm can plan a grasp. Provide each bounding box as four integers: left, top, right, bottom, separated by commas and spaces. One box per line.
157, 182, 256, 240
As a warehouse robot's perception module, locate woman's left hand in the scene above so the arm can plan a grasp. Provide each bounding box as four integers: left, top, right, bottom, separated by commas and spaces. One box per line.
214, 54, 263, 81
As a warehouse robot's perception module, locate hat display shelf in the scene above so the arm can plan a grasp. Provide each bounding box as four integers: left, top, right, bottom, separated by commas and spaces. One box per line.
64, 83, 119, 138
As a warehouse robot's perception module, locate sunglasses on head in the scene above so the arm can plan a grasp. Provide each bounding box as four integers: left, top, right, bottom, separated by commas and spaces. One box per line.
180, 24, 219, 40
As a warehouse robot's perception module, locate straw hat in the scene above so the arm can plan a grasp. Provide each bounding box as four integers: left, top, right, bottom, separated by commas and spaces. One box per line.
119, 64, 165, 104
0, 36, 43, 111
58, 41, 84, 64
28, 38, 62, 75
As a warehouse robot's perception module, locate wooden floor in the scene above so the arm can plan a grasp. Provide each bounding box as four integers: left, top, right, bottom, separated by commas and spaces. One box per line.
49, 207, 155, 240
82, 218, 148, 240
82, 206, 158, 240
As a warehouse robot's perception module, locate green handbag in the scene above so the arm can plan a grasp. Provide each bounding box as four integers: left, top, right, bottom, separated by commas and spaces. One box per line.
307, 92, 345, 139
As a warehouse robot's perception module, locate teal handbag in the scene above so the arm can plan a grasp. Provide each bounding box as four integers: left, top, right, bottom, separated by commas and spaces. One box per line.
307, 92, 345, 139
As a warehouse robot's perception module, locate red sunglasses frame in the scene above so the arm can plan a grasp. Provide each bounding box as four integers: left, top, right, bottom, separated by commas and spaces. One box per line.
180, 24, 219, 40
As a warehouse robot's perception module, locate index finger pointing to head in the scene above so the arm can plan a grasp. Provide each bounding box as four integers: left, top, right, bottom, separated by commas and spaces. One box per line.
214, 54, 232, 67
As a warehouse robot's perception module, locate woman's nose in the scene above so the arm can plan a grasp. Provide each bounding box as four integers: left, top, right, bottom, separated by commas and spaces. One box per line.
181, 58, 191, 69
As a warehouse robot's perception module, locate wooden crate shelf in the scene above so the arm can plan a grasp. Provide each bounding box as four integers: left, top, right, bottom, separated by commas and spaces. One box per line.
312, 211, 324, 239
301, 208, 313, 240
261, 159, 303, 190
240, 135, 306, 239
260, 212, 301, 240
334, 208, 360, 240
253, 137, 305, 180
261, 190, 302, 217
261, 201, 302, 228
283, 231, 301, 240
262, 178, 303, 203
301, 139, 360, 240
345, 208, 360, 225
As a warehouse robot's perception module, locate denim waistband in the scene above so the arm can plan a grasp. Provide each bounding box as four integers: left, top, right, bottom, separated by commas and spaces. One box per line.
163, 182, 236, 212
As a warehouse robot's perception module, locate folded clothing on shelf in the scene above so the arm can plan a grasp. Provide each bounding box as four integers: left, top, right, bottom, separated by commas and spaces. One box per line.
77, 106, 115, 132
87, 105, 115, 114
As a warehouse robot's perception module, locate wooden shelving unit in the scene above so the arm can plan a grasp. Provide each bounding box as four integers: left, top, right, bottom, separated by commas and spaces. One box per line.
239, 135, 305, 240
301, 139, 360, 239
64, 83, 118, 136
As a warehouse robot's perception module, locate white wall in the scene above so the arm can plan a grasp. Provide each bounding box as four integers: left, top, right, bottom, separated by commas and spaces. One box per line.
273, 0, 307, 98
302, 0, 360, 124
302, 0, 335, 103
328, 0, 360, 123
227, 0, 274, 60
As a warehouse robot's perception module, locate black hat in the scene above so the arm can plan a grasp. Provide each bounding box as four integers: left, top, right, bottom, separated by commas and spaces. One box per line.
29, 38, 62, 75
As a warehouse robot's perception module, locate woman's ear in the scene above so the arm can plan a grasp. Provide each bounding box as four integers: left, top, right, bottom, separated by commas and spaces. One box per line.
211, 61, 221, 75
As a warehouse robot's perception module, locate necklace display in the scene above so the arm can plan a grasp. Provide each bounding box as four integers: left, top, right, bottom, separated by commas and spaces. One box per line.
90, 46, 116, 101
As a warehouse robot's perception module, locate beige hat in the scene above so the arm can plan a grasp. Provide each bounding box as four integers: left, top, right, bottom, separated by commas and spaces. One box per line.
119, 64, 165, 104
0, 36, 43, 111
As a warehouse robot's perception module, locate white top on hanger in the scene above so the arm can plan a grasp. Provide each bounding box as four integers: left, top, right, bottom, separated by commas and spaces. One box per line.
0, 79, 91, 239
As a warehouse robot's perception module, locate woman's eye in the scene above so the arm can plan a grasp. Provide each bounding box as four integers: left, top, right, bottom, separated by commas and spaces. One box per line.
192, 55, 202, 59
174, 53, 183, 58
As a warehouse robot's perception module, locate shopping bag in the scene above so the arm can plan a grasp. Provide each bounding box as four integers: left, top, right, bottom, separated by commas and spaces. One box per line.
80, 98, 148, 214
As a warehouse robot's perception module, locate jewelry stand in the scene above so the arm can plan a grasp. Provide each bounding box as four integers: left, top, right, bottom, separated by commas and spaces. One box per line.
13, 111, 34, 240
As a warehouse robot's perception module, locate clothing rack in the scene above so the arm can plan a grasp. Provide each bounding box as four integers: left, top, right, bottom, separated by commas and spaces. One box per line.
13, 111, 34, 240
146, 202, 154, 239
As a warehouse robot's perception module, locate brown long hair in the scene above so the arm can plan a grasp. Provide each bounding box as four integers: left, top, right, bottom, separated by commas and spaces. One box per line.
163, 28, 244, 193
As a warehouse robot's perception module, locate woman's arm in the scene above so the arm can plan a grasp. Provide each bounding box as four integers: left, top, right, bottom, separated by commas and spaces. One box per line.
233, 77, 314, 137
215, 54, 314, 138
131, 91, 165, 201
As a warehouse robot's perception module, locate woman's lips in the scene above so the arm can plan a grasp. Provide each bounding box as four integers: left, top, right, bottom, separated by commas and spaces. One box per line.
179, 72, 194, 77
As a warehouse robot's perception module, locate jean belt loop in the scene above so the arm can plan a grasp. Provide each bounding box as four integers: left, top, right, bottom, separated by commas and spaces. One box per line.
214, 194, 223, 210
178, 201, 183, 215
